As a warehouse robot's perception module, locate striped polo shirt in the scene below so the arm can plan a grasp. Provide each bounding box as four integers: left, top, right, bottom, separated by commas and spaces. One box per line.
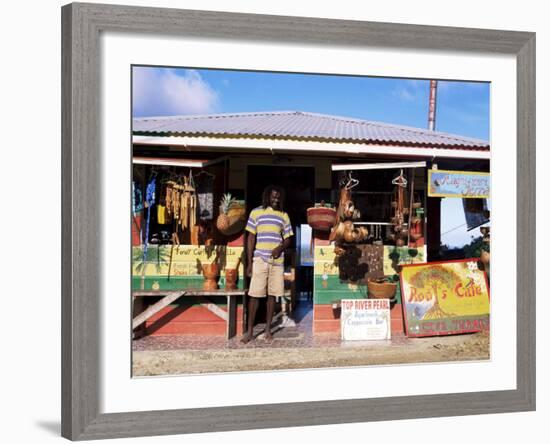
245, 206, 293, 265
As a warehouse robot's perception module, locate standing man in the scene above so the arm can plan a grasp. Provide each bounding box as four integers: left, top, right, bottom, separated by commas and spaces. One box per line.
241, 185, 293, 343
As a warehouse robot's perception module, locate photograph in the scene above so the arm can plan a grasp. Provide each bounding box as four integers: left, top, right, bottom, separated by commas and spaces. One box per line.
130, 66, 491, 376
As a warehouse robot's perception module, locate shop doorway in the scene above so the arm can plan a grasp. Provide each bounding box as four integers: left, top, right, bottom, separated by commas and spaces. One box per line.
246, 165, 315, 319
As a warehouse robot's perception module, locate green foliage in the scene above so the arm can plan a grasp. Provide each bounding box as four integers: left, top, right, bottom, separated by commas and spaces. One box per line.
132, 245, 171, 273
463, 236, 484, 258
440, 234, 490, 259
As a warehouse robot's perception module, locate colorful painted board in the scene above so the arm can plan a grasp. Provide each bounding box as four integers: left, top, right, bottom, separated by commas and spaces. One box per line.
360, 245, 384, 279
313, 245, 423, 305
400, 259, 490, 337
383, 245, 427, 276
341, 299, 391, 341
132, 245, 245, 291
428, 169, 490, 198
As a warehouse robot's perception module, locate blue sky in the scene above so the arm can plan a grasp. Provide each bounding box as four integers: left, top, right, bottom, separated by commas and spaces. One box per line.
132, 66, 490, 140
132, 66, 490, 247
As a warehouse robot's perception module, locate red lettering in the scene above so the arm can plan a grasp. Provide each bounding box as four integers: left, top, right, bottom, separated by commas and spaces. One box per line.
408, 287, 417, 302
422, 322, 433, 332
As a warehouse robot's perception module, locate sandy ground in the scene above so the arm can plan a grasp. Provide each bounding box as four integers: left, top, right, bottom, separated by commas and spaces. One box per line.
132, 331, 490, 376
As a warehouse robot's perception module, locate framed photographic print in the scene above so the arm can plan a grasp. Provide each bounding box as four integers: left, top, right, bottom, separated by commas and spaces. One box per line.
61, 2, 535, 440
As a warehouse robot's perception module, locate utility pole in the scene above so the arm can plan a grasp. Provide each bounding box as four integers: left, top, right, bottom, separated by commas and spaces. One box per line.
428, 80, 438, 131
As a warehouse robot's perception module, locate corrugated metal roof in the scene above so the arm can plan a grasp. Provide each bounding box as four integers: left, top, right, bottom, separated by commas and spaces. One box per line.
133, 111, 489, 150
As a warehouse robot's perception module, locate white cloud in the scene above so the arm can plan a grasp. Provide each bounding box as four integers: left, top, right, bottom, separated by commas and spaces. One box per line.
392, 79, 427, 102
396, 87, 416, 101
133, 67, 219, 116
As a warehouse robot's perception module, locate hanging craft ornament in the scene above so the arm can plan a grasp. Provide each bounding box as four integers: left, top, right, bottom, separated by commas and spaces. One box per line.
345, 171, 359, 190
391, 169, 408, 188
390, 169, 409, 245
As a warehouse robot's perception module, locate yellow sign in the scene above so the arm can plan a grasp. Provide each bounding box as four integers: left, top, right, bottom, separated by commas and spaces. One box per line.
313, 245, 427, 277
400, 259, 490, 337
313, 246, 338, 276
428, 169, 490, 198
132, 245, 244, 277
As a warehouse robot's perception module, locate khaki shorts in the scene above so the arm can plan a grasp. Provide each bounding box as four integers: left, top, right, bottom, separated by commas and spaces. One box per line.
248, 256, 285, 298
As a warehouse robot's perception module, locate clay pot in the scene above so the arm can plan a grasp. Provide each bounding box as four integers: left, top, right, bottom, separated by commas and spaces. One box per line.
224, 268, 238, 290
343, 228, 357, 243
201, 263, 219, 290
333, 246, 345, 256
329, 221, 345, 242
358, 226, 369, 240
343, 201, 355, 218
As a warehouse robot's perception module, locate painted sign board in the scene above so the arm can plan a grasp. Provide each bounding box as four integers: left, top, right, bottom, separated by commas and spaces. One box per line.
400, 259, 490, 337
341, 298, 391, 341
313, 245, 425, 304
132, 245, 245, 291
383, 245, 427, 276
428, 169, 490, 198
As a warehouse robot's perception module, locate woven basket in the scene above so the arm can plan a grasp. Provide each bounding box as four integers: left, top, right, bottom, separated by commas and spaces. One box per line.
307, 206, 337, 231
367, 278, 397, 299
217, 203, 246, 236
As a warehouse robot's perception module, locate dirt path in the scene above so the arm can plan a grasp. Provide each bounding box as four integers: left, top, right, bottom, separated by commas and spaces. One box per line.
132, 331, 489, 376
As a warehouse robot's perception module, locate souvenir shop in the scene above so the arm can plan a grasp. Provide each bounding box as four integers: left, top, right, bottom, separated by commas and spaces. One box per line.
131, 111, 490, 338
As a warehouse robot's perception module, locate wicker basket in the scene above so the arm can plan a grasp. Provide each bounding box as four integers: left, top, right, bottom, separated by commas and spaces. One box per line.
307, 206, 337, 231
367, 278, 397, 299
217, 203, 246, 236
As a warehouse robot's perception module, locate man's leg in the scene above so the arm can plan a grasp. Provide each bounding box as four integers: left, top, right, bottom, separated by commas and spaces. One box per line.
266, 262, 284, 340
241, 297, 259, 343
242, 257, 268, 343
265, 296, 275, 340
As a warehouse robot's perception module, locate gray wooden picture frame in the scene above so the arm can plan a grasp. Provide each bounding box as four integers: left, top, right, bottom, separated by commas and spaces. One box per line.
61, 2, 536, 440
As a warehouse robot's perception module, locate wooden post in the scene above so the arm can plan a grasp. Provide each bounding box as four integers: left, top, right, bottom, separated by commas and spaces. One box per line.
407, 168, 415, 247
226, 294, 237, 339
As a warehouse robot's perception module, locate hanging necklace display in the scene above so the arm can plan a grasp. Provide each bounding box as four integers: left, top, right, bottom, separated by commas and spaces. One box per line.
196, 170, 215, 221
142, 173, 157, 268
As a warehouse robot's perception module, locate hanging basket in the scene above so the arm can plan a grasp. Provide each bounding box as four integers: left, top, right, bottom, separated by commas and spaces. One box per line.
216, 200, 246, 236
216, 214, 246, 236
307, 206, 337, 231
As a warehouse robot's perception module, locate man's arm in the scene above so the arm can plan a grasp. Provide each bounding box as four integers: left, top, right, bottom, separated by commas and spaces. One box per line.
245, 210, 257, 277
272, 213, 293, 259
271, 237, 290, 259
246, 231, 256, 277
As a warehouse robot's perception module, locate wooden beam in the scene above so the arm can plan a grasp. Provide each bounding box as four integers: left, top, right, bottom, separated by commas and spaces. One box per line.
132, 291, 186, 329
133, 289, 246, 297
198, 297, 228, 321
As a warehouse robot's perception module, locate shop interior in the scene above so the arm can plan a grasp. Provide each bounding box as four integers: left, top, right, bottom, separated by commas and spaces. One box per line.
132, 147, 489, 335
